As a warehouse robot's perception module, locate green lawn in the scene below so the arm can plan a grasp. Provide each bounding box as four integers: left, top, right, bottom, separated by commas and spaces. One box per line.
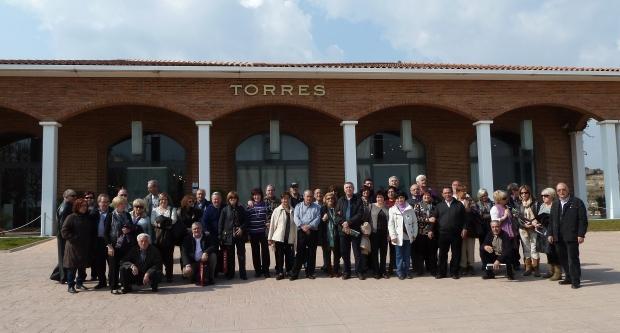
588, 219, 620, 231
0, 237, 47, 250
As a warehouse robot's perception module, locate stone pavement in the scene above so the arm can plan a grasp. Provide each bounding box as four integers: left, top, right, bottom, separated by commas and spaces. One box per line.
1, 232, 620, 333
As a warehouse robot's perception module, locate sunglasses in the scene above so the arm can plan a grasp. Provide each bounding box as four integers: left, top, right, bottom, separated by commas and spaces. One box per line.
134, 205, 144, 209
520, 191, 529, 195
541, 194, 550, 197
84, 196, 94, 199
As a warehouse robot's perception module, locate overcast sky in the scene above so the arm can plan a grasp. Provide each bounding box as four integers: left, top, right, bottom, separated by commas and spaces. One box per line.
2, 0, 618, 168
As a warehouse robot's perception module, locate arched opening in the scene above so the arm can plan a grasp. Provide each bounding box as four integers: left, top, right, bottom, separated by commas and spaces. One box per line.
107, 133, 186, 204
0, 134, 42, 230
469, 132, 534, 194
236, 133, 309, 202
357, 131, 426, 191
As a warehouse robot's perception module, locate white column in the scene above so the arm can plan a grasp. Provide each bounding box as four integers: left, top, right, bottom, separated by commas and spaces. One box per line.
473, 120, 494, 193
196, 121, 213, 196
599, 120, 620, 218
569, 131, 587, 201
39, 121, 61, 236
341, 121, 358, 189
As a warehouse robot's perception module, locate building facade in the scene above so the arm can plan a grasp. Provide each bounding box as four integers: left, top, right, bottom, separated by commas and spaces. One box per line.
1, 60, 620, 235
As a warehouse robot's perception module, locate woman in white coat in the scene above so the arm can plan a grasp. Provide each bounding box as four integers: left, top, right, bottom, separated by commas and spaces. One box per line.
388, 192, 418, 280
268, 192, 296, 280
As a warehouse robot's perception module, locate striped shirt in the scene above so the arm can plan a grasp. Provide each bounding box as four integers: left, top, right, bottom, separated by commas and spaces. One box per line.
246, 201, 268, 235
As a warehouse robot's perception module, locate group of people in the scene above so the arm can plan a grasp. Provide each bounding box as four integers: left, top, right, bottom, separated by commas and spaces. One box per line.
53, 174, 589, 294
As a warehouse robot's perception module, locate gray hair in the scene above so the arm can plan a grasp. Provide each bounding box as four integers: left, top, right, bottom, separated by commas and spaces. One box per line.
415, 174, 426, 182
63, 189, 76, 199
211, 191, 222, 199
147, 179, 159, 187
137, 233, 151, 242
477, 188, 488, 200
191, 222, 202, 229
303, 189, 313, 196
541, 187, 556, 199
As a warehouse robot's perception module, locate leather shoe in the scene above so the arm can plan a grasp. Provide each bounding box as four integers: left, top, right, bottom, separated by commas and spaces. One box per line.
307, 275, 316, 280
94, 283, 106, 289
571, 284, 581, 289
276, 274, 284, 280
341, 274, 350, 280
559, 280, 572, 285
435, 275, 446, 279
76, 284, 89, 290
451, 274, 460, 280
67, 286, 78, 294
289, 275, 298, 281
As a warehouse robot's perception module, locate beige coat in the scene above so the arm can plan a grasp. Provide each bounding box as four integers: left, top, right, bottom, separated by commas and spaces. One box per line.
268, 205, 296, 245
388, 204, 418, 246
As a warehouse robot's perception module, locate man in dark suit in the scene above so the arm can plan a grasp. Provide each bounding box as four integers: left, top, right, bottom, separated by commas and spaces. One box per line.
548, 182, 588, 289
144, 179, 160, 218
53, 189, 76, 283
90, 194, 113, 289
182, 222, 218, 285
433, 187, 467, 279
336, 182, 365, 280
119, 233, 163, 293
481, 220, 515, 280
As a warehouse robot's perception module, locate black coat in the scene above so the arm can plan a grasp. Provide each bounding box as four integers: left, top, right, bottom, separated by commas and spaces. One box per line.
483, 230, 513, 263
335, 194, 364, 231
104, 210, 132, 246
433, 199, 467, 235
89, 207, 113, 237
181, 232, 219, 266
121, 244, 163, 276
548, 197, 588, 242
218, 204, 247, 245
57, 201, 73, 233
61, 213, 95, 269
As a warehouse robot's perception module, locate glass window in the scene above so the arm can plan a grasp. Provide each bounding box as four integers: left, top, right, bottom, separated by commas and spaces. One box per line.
357, 132, 426, 191
470, 133, 535, 195
236, 133, 309, 202
0, 136, 42, 229
108, 133, 186, 205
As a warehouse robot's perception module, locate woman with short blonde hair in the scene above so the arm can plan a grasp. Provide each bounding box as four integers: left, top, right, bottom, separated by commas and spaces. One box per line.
131, 198, 152, 240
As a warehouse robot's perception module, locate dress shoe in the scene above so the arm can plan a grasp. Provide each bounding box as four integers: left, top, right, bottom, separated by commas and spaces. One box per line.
307, 275, 316, 280
68, 286, 78, 294
559, 280, 572, 285
76, 284, 89, 290
166, 277, 173, 283
94, 283, 106, 289
407, 274, 414, 279
482, 274, 495, 280
382, 273, 390, 279
341, 274, 350, 280
358, 274, 366, 280
289, 275, 298, 281
240, 274, 248, 280
435, 275, 446, 279
151, 286, 159, 292
398, 275, 405, 280
374, 274, 381, 279
507, 274, 515, 280
121, 287, 132, 294
571, 284, 581, 289
275, 274, 284, 280
264, 272, 271, 278
451, 274, 460, 280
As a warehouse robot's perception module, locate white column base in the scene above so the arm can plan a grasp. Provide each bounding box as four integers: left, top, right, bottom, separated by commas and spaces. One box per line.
39, 121, 61, 236
341, 121, 358, 189
196, 121, 213, 196
473, 120, 494, 193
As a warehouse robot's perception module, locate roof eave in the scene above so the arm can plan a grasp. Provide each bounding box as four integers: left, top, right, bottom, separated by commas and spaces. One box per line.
0, 64, 619, 81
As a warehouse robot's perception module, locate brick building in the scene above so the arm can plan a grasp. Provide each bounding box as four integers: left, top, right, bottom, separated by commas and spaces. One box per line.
1, 60, 620, 234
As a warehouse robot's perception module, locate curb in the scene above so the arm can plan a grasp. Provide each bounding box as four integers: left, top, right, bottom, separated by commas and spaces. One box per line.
1, 237, 54, 253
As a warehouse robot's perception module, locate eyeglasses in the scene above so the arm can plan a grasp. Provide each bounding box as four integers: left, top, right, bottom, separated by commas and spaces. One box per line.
84, 196, 94, 200
520, 191, 529, 195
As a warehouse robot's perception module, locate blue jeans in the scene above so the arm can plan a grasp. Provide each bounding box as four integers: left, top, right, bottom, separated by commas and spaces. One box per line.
395, 240, 411, 277
65, 268, 84, 289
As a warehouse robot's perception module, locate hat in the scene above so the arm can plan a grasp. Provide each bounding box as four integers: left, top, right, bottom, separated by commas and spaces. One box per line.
289, 182, 299, 188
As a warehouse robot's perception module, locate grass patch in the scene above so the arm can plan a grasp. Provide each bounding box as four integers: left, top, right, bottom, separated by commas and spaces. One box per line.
588, 219, 620, 232
0, 237, 46, 250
